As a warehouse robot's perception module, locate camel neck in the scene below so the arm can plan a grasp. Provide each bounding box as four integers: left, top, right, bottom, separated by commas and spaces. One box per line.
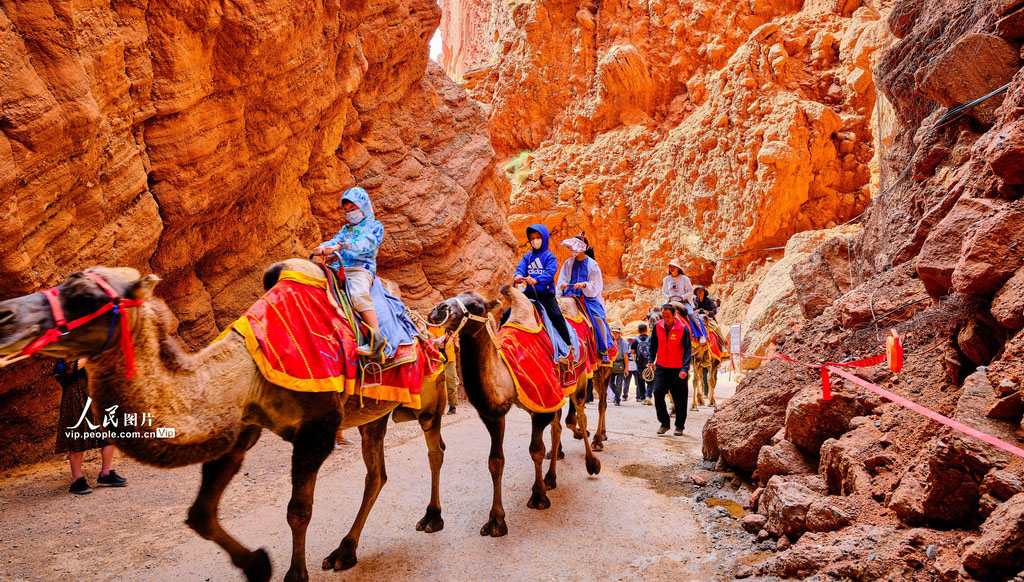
83, 301, 251, 468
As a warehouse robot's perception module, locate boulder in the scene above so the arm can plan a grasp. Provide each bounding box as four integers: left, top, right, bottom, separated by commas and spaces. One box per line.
987, 118, 1024, 184
988, 329, 1024, 390
757, 439, 818, 485
790, 235, 857, 319
952, 200, 1024, 295
759, 475, 825, 538
987, 391, 1023, 419
819, 420, 888, 495
958, 318, 1001, 366
889, 371, 1017, 526
992, 269, 1024, 330
915, 33, 1021, 125
917, 197, 1002, 298
784, 388, 878, 455
963, 492, 1024, 579
703, 360, 809, 473
741, 512, 768, 534
805, 497, 854, 532
981, 469, 1024, 501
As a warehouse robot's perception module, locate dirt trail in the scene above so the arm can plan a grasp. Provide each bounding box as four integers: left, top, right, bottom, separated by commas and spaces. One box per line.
1, 379, 743, 581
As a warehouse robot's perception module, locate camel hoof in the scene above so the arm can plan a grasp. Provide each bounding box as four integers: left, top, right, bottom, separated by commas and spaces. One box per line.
480, 516, 508, 537
527, 492, 551, 510
322, 541, 358, 571
690, 406, 699, 411
591, 440, 604, 452
585, 455, 601, 475
544, 474, 557, 490
544, 448, 565, 460
416, 511, 445, 533
243, 548, 272, 582
283, 567, 309, 582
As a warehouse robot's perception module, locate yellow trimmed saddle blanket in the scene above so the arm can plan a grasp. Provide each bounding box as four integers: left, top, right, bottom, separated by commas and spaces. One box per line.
221, 270, 441, 408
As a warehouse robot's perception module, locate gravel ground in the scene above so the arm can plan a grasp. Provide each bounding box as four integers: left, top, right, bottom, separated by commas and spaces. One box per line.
0, 374, 768, 582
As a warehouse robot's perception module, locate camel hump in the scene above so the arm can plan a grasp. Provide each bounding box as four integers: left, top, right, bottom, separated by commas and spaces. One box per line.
263, 259, 323, 290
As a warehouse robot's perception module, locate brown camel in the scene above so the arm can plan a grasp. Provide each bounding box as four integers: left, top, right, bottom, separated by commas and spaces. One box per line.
427, 286, 599, 537
558, 296, 613, 453
0, 262, 447, 582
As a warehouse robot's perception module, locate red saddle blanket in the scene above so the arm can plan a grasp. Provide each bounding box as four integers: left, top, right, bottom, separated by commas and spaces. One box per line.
220, 270, 441, 408
496, 320, 580, 414
565, 297, 617, 368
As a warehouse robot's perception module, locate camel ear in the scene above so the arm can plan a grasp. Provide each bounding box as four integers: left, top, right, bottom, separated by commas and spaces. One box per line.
485, 299, 503, 314
128, 274, 161, 300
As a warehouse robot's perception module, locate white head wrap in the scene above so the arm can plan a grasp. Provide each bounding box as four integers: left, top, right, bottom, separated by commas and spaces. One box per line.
561, 237, 588, 255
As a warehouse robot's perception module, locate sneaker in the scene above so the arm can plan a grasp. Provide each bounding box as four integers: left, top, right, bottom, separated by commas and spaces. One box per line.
656, 426, 669, 435
674, 429, 684, 436
614, 400, 620, 406
97, 470, 127, 487
69, 477, 92, 495
446, 406, 457, 415
643, 398, 652, 405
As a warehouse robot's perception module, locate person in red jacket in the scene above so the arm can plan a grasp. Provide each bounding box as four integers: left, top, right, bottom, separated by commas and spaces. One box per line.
646, 304, 692, 435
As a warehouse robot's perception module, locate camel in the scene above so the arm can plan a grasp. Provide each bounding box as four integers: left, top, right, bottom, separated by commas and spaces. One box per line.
0, 261, 447, 582
558, 296, 613, 453
646, 304, 725, 410
427, 286, 599, 537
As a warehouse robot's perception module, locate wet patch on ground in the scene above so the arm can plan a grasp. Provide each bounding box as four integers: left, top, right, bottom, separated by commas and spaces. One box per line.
619, 462, 694, 497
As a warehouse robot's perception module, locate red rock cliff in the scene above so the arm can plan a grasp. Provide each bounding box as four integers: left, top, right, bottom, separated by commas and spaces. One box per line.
439, 0, 895, 324
0, 0, 515, 469
701, 0, 1024, 578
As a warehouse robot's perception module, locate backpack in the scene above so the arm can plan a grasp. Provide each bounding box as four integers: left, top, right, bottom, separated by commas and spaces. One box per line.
635, 335, 651, 367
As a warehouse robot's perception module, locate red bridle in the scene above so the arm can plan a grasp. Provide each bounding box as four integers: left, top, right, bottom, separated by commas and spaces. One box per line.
7, 272, 146, 378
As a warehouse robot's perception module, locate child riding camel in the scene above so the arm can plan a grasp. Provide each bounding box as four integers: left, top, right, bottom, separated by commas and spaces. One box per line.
313, 187, 385, 357
557, 235, 612, 364
661, 260, 707, 344
513, 224, 574, 365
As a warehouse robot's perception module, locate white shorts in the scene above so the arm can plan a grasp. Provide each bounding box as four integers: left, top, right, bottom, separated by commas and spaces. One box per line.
344, 267, 375, 312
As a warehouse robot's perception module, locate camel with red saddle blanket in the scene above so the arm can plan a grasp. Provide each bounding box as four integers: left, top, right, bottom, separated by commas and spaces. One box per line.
0, 260, 447, 582
428, 286, 601, 537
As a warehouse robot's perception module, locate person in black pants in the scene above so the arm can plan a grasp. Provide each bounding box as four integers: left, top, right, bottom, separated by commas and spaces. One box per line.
646, 305, 692, 435
630, 323, 652, 403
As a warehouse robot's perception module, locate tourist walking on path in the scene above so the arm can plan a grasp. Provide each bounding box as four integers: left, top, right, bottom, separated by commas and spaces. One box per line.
608, 327, 629, 405
624, 336, 637, 401
55, 358, 128, 495
430, 325, 460, 414
631, 323, 653, 404
646, 305, 692, 435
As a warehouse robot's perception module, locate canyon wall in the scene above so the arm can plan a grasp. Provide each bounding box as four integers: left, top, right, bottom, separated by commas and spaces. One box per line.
703, 0, 1024, 579
439, 0, 895, 330
0, 0, 515, 470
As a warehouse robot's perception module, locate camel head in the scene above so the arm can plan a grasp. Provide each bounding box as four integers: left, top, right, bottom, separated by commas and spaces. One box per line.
427, 290, 502, 332
0, 267, 160, 361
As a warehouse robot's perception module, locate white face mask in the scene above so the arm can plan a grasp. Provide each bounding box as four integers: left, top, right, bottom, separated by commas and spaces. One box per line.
531, 239, 543, 250
346, 209, 365, 224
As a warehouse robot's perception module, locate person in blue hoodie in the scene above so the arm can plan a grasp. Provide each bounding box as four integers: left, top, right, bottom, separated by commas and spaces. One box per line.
314, 186, 386, 357
512, 224, 574, 365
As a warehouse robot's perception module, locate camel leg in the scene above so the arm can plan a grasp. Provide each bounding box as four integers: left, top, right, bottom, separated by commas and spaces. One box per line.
571, 388, 601, 476
544, 408, 562, 490
591, 371, 608, 452
415, 397, 446, 533
565, 393, 585, 440
527, 411, 554, 510
479, 415, 508, 537
283, 415, 338, 582
322, 415, 389, 572
185, 426, 269, 582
